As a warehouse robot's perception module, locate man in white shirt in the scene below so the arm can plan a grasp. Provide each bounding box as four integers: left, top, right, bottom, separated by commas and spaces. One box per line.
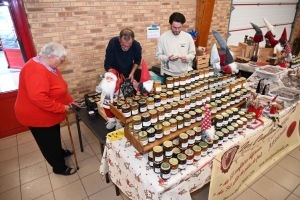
155, 12, 196, 78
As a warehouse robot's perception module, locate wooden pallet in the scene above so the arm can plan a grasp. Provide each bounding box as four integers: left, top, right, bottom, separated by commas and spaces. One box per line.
196, 54, 210, 69
111, 100, 246, 154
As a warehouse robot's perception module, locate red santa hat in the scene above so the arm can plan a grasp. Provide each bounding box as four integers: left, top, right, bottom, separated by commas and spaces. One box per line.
265, 31, 279, 48
201, 104, 212, 130
280, 28, 287, 41
105, 69, 120, 93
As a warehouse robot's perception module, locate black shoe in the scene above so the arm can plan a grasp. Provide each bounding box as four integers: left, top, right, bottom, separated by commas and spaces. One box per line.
63, 150, 73, 157
55, 167, 77, 176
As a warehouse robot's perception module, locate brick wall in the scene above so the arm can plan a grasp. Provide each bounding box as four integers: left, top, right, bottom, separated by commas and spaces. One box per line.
290, 7, 300, 53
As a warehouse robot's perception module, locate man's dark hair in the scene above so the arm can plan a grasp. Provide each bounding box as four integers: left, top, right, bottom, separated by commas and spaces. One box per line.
169, 12, 186, 25
119, 29, 135, 41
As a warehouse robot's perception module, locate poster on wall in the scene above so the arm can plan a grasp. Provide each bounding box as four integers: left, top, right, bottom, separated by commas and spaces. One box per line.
209, 103, 300, 200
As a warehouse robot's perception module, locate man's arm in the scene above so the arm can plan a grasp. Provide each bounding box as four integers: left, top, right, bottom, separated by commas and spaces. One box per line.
155, 37, 169, 63
128, 43, 142, 82
104, 40, 114, 72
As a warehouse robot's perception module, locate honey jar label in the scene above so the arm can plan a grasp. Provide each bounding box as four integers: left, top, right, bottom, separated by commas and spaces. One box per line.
167, 84, 173, 88
199, 75, 204, 78
190, 103, 196, 107
191, 119, 196, 123
143, 121, 151, 127
132, 109, 138, 115
180, 95, 185, 99
212, 95, 216, 99
167, 98, 173, 103
179, 164, 186, 170
188, 139, 195, 144
181, 143, 188, 148
156, 87, 161, 92
186, 80, 191, 84
140, 107, 147, 112
195, 136, 201, 141
195, 76, 199, 80
228, 134, 233, 139
151, 118, 158, 123
164, 130, 170, 135
217, 123, 222, 127
156, 133, 163, 138
134, 124, 142, 130
186, 93, 191, 98
196, 101, 202, 106
196, 117, 202, 121
165, 113, 172, 118
174, 82, 179, 86
165, 150, 173, 157
221, 105, 226, 109
170, 127, 177, 132
172, 110, 178, 115
185, 105, 190, 110
159, 115, 165, 121
201, 151, 207, 156
161, 173, 171, 179
155, 155, 163, 162
194, 155, 201, 160
171, 168, 178, 175
186, 159, 193, 165
148, 105, 154, 110
155, 102, 161, 107
161, 100, 167, 105
179, 108, 185, 112
173, 97, 180, 101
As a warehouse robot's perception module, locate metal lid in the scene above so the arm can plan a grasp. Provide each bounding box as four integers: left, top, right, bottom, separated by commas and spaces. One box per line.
238, 111, 245, 115
142, 112, 150, 118
147, 127, 155, 134
221, 128, 229, 134
163, 141, 173, 148
245, 114, 253, 119
166, 77, 173, 81
157, 107, 165, 112
153, 146, 163, 153
154, 95, 160, 99
206, 138, 213, 144
162, 121, 170, 126
227, 126, 234, 131
240, 117, 248, 122
148, 151, 153, 158
138, 99, 146, 104
173, 76, 179, 80
185, 86, 191, 90
171, 102, 178, 107
226, 110, 233, 114
173, 147, 180, 153
215, 100, 222, 104
166, 91, 173, 95
236, 120, 243, 125
215, 131, 224, 137
192, 145, 201, 152
186, 130, 195, 136
169, 158, 178, 165
147, 97, 154, 102
183, 98, 190, 102
195, 93, 202, 97
173, 90, 180, 94
189, 111, 196, 116
154, 124, 162, 130
176, 116, 183, 121
133, 115, 141, 121
190, 96, 196, 100
231, 108, 238, 112
193, 126, 201, 132
179, 133, 188, 140
177, 153, 187, 161
138, 131, 147, 138
183, 114, 191, 119
213, 135, 219, 141
222, 113, 229, 118
169, 118, 177, 124
231, 122, 238, 128
199, 141, 208, 148
195, 109, 202, 113
164, 104, 172, 109
178, 100, 185, 105
185, 149, 194, 156
122, 104, 130, 109
179, 88, 185, 92
154, 80, 161, 83
149, 109, 157, 115
160, 93, 167, 97
216, 115, 223, 120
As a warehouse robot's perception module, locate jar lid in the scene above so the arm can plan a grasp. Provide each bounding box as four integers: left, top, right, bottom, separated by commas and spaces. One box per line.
163, 140, 173, 148
179, 88, 185, 92
184, 98, 191, 102
169, 158, 178, 165
189, 111, 196, 116
173, 90, 180, 94
179, 133, 188, 140
206, 138, 213, 144
186, 130, 195, 136
176, 116, 183, 121
131, 101, 138, 106
193, 126, 201, 132
221, 98, 227, 102
154, 80, 161, 83
195, 109, 202, 113
166, 91, 173, 95
195, 94, 202, 97
147, 127, 155, 134
147, 97, 154, 101
215, 100, 222, 104
162, 121, 170, 127
177, 153, 187, 161
192, 145, 201, 152
149, 109, 157, 115
183, 114, 191, 119
216, 115, 223, 120
173, 76, 179, 80
154, 124, 162, 130
222, 113, 229, 118
142, 112, 150, 118
194, 83, 200, 86
157, 107, 165, 112
231, 122, 238, 128
178, 100, 185, 105
138, 99, 146, 104
240, 117, 248, 122
185, 149, 194, 156
164, 104, 172, 109
171, 102, 178, 107
169, 118, 177, 124
198, 81, 204, 84
211, 88, 216, 92
138, 131, 147, 138
154, 95, 160, 99
245, 114, 253, 119
236, 120, 243, 125
213, 135, 219, 141
199, 141, 208, 148
231, 108, 238, 112
133, 115, 142, 121
166, 77, 173, 80
221, 128, 229, 134
160, 93, 167, 97
190, 96, 196, 100
117, 100, 125, 105
210, 102, 217, 106
153, 146, 163, 153
227, 125, 234, 131
226, 110, 233, 114
173, 147, 180, 153
185, 86, 191, 90
148, 151, 153, 158
179, 75, 185, 78
215, 131, 224, 137
122, 104, 130, 109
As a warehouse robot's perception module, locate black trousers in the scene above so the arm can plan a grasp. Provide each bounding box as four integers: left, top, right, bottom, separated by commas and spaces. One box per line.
29, 124, 67, 174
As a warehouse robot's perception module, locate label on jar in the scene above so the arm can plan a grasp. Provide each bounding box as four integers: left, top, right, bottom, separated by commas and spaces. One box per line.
161, 173, 171, 179
212, 94, 216, 99
165, 150, 173, 157
196, 116, 202, 121
154, 167, 160, 173
208, 147, 213, 153
188, 139, 195, 144
218, 140, 223, 145
196, 89, 200, 94
202, 99, 206, 104
165, 112, 172, 118
194, 155, 201, 160
186, 159, 193, 165
179, 164, 186, 170
211, 110, 217, 114
164, 130, 170, 135
180, 94, 185, 99
243, 125, 247, 130
217, 93, 221, 97
148, 136, 155, 143
204, 74, 209, 78
171, 168, 178, 175
156, 133, 163, 138
233, 115, 238, 119
226, 89, 229, 93
191, 118, 196, 123
186, 79, 191, 84
148, 105, 154, 110
235, 99, 239, 104
223, 136, 228, 142
174, 81, 179, 86
221, 105, 226, 109
213, 143, 218, 149
209, 72, 214, 76
195, 75, 199, 80
155, 102, 161, 107
185, 105, 190, 110
233, 131, 238, 136
178, 124, 183, 129
180, 81, 186, 85
170, 126, 177, 132
217, 122, 222, 127
141, 140, 148, 146
228, 118, 233, 122
190, 103, 195, 108
167, 98, 173, 103
179, 108, 185, 112
124, 112, 131, 118
156, 87, 161, 92
132, 109, 138, 115
223, 121, 228, 125
217, 107, 221, 111
195, 135, 201, 141
199, 75, 204, 78
134, 123, 142, 130
172, 109, 178, 115
184, 122, 191, 126
221, 91, 225, 95
143, 121, 151, 127
228, 134, 233, 139
155, 155, 163, 162
167, 84, 173, 88
151, 118, 158, 124
204, 85, 208, 90
206, 97, 210, 101
149, 161, 153, 167
226, 102, 230, 107
181, 142, 188, 148
140, 107, 147, 112
161, 100, 167, 105
159, 115, 165, 121
196, 101, 202, 106
238, 128, 243, 132
174, 97, 180, 101
231, 101, 235, 105
186, 93, 191, 98
201, 151, 207, 156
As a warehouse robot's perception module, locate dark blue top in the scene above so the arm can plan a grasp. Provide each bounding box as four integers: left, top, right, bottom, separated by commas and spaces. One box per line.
104, 37, 142, 78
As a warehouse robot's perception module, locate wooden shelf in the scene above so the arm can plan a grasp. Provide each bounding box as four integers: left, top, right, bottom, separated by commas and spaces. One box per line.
123, 100, 246, 154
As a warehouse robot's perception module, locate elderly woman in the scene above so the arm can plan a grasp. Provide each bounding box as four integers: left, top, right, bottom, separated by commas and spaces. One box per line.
15, 42, 78, 176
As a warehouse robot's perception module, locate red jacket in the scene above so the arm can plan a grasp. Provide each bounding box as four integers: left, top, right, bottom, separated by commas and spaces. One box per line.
15, 59, 73, 127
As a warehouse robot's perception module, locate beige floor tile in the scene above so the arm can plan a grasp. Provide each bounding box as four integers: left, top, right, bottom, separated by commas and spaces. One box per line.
17, 131, 34, 145
265, 165, 300, 192
278, 155, 300, 177
20, 161, 48, 184
35, 192, 55, 200
83, 132, 99, 144
0, 146, 18, 163
0, 186, 21, 200
53, 180, 87, 200
60, 126, 79, 141
120, 190, 130, 200
234, 188, 265, 200
96, 153, 102, 161
19, 150, 44, 169
49, 165, 79, 190
0, 137, 17, 151
0, 171, 20, 193
17, 140, 39, 156
0, 158, 19, 177
81, 171, 112, 196
77, 156, 100, 178
290, 147, 300, 161
90, 142, 101, 155
191, 183, 209, 200
89, 185, 123, 200
0, 134, 16, 140
64, 135, 88, 150
71, 145, 95, 163
293, 185, 300, 197
45, 161, 53, 174
21, 175, 52, 200
286, 193, 300, 200
250, 176, 290, 200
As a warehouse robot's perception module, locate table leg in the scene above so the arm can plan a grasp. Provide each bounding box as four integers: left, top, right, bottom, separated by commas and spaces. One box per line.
75, 114, 84, 152
105, 173, 110, 183
115, 185, 120, 196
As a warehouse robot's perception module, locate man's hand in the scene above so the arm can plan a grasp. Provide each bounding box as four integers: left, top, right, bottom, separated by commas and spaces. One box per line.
168, 54, 179, 61
179, 56, 187, 63
128, 73, 134, 83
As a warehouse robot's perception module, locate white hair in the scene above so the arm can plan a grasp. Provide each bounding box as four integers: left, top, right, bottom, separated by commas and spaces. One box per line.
39, 42, 67, 58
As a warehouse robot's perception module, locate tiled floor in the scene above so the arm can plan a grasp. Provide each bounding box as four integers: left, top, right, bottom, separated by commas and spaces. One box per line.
0, 122, 300, 200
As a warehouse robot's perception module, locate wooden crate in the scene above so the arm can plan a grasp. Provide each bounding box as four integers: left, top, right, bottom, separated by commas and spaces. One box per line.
111, 100, 246, 154
196, 54, 210, 69
96, 101, 107, 121
257, 48, 273, 63
238, 42, 254, 58
228, 45, 242, 60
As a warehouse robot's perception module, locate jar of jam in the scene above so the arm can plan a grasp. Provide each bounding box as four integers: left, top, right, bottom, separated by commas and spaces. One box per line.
231, 108, 239, 121
179, 75, 186, 86
231, 122, 239, 137
133, 115, 142, 131
199, 69, 204, 79
215, 131, 224, 146
162, 121, 171, 135
176, 116, 184, 129
203, 80, 209, 90
187, 130, 196, 146
213, 135, 219, 149
171, 102, 179, 117
204, 68, 209, 78
195, 94, 203, 107
173, 76, 180, 88
185, 149, 194, 165
208, 78, 214, 88
138, 131, 148, 146
190, 84, 196, 95
199, 141, 208, 157
166, 91, 174, 103
236, 120, 244, 134
190, 71, 196, 81
206, 139, 213, 153
147, 97, 155, 110
179, 133, 188, 150
160, 93, 167, 105
179, 88, 186, 100
185, 86, 192, 98
163, 104, 172, 119
163, 141, 173, 157
128, 123, 134, 135
189, 111, 196, 124
221, 112, 229, 126
210, 102, 217, 114
201, 92, 207, 104
215, 100, 222, 112
224, 96, 231, 107
121, 104, 131, 118
183, 114, 191, 127
178, 100, 185, 114
241, 89, 247, 99
153, 161, 162, 174
145, 127, 155, 143
157, 106, 165, 121
234, 92, 241, 104
227, 125, 234, 139
169, 158, 179, 175
195, 109, 202, 122
221, 98, 227, 110
130, 102, 139, 116
211, 88, 216, 99
190, 96, 196, 109
193, 145, 201, 161
240, 117, 248, 130
154, 124, 163, 139
142, 112, 151, 128
173, 147, 180, 158
153, 146, 163, 162
154, 95, 161, 107
149, 109, 158, 125
215, 87, 222, 98
177, 153, 187, 170
166, 77, 174, 89
162, 89, 167, 94
192, 127, 201, 142
169, 118, 177, 132
173, 90, 180, 101
185, 73, 191, 85
198, 81, 204, 91
117, 100, 125, 111
208, 67, 214, 77
153, 80, 161, 94
184, 98, 191, 111
138, 99, 147, 113
148, 151, 154, 167
221, 128, 229, 142
215, 115, 223, 130
245, 114, 253, 126
226, 109, 233, 123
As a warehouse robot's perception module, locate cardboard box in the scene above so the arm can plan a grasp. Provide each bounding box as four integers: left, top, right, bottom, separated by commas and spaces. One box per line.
196, 54, 210, 69
238, 42, 255, 58
257, 47, 273, 63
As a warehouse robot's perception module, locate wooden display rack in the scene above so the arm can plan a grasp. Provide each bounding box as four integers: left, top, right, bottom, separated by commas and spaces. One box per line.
196, 54, 210, 69
110, 100, 246, 154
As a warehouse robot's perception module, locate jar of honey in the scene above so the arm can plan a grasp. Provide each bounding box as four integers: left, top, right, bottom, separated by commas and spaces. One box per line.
183, 114, 191, 127
185, 73, 191, 85
208, 67, 214, 77
203, 80, 209, 90
226, 109, 233, 123
193, 127, 202, 142
236, 120, 243, 134
202, 92, 207, 104
146, 97, 155, 110
190, 71, 196, 82
172, 147, 180, 158
121, 104, 131, 118
179, 133, 188, 150
193, 145, 201, 161
190, 96, 196, 109
153, 146, 163, 162
189, 111, 196, 124
227, 125, 234, 139
215, 131, 224, 146
162, 121, 171, 135
198, 81, 204, 91
179, 88, 186, 100
169, 158, 179, 175
177, 153, 187, 170
178, 100, 185, 114
163, 140, 173, 157
213, 135, 219, 149
231, 108, 239, 121
240, 117, 248, 130
199, 141, 208, 157
194, 70, 200, 81
245, 114, 253, 126
215, 100, 222, 112
187, 130, 196, 146
133, 115, 142, 131
148, 151, 154, 167
179, 75, 186, 86
138, 99, 147, 113
173, 90, 180, 101
184, 98, 191, 111
221, 112, 229, 127
215, 115, 223, 129
190, 84, 196, 95
149, 109, 158, 125
160, 93, 167, 105
117, 100, 125, 111
195, 94, 203, 107
153, 80, 162, 94
154, 124, 163, 139
154, 95, 161, 107
221, 128, 229, 142
204, 68, 209, 78
199, 69, 204, 79
171, 102, 179, 117
138, 131, 148, 146
157, 106, 165, 121
166, 77, 174, 89
231, 122, 239, 137
173, 76, 180, 88
133, 96, 141, 103
153, 161, 162, 174
147, 127, 156, 143
208, 78, 214, 89
185, 86, 192, 98
206, 139, 213, 153
142, 112, 151, 128
185, 149, 194, 165
131, 102, 139, 116
176, 116, 184, 129
164, 104, 172, 119
221, 98, 227, 110
195, 109, 202, 122
169, 118, 177, 132
166, 91, 174, 103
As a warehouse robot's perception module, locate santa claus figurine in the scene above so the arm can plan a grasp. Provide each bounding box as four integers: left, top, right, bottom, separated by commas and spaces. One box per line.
96, 69, 123, 130
268, 95, 282, 129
